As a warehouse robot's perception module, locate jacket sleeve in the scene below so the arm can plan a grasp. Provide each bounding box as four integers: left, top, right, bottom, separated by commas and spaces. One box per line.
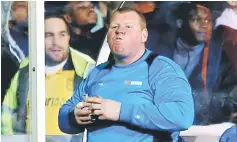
58, 77, 89, 134
1, 71, 20, 135
119, 58, 194, 132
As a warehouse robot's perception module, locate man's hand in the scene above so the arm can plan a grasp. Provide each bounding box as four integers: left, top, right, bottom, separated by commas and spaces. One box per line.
74, 102, 93, 124
85, 97, 121, 121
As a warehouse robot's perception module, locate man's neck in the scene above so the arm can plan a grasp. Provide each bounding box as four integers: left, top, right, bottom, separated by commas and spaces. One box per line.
114, 48, 146, 66
70, 22, 95, 37
45, 57, 68, 74
179, 37, 203, 50
78, 24, 96, 33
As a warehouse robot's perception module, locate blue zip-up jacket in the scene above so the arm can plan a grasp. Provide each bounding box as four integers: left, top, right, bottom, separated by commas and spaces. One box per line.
156, 38, 222, 90
58, 49, 194, 142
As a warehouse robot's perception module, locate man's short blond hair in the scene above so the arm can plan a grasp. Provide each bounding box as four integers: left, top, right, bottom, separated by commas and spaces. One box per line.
110, 7, 147, 29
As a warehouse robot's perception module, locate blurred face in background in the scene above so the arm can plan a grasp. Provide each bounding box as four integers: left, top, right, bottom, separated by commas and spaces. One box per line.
134, 2, 156, 14
188, 5, 212, 43
11, 1, 28, 22
68, 1, 97, 26
45, 18, 70, 66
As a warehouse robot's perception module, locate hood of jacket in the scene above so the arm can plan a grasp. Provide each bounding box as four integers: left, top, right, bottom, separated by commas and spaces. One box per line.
215, 8, 237, 30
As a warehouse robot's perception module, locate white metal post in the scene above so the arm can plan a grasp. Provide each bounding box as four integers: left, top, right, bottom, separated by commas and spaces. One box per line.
28, 1, 45, 142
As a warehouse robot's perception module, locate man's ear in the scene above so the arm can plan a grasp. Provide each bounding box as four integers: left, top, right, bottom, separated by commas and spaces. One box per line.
68, 34, 70, 41
63, 14, 72, 24
176, 19, 183, 28
141, 28, 148, 43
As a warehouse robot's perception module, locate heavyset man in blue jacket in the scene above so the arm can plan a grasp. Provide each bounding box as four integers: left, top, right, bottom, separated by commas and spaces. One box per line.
58, 7, 194, 142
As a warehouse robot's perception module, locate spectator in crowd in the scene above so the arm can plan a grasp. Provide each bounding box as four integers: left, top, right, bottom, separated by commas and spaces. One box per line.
157, 3, 225, 125
9, 1, 29, 57
59, 7, 194, 142
1, 13, 95, 142
215, 1, 237, 77
11, 1, 28, 23
172, 3, 214, 83
208, 1, 237, 125
62, 1, 107, 61
1, 1, 21, 103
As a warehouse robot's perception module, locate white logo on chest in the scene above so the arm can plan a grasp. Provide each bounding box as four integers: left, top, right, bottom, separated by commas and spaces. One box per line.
124, 80, 143, 86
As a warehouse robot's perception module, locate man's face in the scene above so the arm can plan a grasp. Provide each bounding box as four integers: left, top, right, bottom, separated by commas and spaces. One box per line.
188, 6, 212, 43
69, 1, 97, 26
12, 1, 28, 22
45, 18, 70, 65
107, 11, 147, 59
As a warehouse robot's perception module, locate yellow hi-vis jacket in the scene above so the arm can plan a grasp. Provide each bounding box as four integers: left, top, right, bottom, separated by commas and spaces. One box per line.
1, 47, 95, 135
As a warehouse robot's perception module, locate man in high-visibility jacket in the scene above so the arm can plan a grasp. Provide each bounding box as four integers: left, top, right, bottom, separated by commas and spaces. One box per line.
1, 13, 95, 141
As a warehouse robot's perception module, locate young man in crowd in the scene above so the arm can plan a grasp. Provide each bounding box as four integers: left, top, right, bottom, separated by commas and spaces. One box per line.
1, 13, 95, 142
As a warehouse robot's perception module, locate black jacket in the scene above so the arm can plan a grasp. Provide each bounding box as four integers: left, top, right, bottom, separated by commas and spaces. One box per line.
1, 37, 20, 103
